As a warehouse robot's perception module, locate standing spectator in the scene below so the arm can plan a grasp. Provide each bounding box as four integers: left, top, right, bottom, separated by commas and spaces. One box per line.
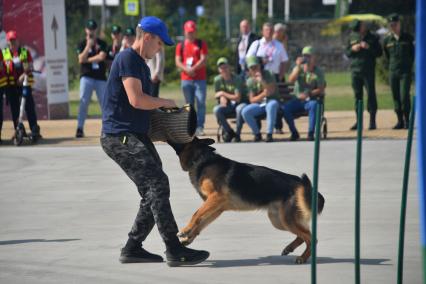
283, 46, 326, 141
106, 24, 122, 69
273, 23, 289, 81
213, 57, 247, 142
273, 23, 289, 53
147, 46, 165, 97
121, 27, 136, 51
175, 20, 208, 136
0, 39, 9, 144
76, 19, 107, 138
2, 30, 41, 142
346, 20, 382, 130
383, 13, 415, 129
235, 19, 258, 78
242, 56, 280, 142
246, 22, 288, 82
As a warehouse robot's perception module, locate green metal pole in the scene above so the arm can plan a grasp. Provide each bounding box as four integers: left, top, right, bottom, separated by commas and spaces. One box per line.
397, 96, 416, 284
355, 100, 363, 284
311, 103, 322, 284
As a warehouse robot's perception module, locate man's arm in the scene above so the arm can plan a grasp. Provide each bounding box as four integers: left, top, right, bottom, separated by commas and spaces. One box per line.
249, 89, 267, 103
86, 51, 107, 63
122, 77, 176, 110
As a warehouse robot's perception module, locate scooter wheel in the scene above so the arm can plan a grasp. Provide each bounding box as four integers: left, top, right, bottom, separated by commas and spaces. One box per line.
14, 128, 25, 146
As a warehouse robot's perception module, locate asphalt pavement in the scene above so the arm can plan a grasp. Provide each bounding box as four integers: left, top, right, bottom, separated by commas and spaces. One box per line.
0, 140, 420, 283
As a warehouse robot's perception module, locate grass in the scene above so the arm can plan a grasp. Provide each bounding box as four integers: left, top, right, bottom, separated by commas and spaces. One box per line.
69, 72, 406, 118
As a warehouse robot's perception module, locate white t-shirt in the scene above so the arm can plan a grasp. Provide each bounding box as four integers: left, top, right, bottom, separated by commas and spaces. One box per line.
246, 38, 289, 75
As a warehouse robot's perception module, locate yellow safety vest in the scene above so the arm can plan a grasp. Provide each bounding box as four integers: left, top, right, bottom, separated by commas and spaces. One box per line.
2, 47, 34, 87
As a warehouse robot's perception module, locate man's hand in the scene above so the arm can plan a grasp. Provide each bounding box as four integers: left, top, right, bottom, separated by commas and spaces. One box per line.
298, 93, 308, 100
351, 43, 361, 52
360, 41, 369, 49
86, 37, 94, 48
162, 99, 177, 108
152, 75, 159, 83
219, 95, 228, 107
185, 67, 196, 77
295, 56, 304, 66
215, 91, 224, 99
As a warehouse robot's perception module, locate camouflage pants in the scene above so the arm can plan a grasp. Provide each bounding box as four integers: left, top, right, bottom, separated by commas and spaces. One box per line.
101, 133, 180, 248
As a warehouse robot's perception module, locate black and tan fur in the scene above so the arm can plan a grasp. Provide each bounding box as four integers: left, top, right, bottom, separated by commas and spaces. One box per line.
169, 138, 325, 264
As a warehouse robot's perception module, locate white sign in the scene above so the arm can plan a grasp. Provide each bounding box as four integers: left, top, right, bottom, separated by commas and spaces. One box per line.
323, 0, 352, 5
42, 0, 69, 105
88, 0, 120, 6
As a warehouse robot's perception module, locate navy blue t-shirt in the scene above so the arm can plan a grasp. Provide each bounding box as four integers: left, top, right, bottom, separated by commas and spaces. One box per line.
102, 48, 152, 135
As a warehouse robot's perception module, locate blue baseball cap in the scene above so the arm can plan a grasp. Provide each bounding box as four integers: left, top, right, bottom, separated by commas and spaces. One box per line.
138, 16, 174, 46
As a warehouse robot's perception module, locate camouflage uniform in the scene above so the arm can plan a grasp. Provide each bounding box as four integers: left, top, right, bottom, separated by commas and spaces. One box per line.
101, 133, 180, 248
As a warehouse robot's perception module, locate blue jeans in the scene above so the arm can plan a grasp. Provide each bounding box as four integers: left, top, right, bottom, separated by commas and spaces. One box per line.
78, 76, 106, 129
282, 99, 318, 134
181, 80, 207, 128
213, 102, 247, 135
241, 99, 279, 135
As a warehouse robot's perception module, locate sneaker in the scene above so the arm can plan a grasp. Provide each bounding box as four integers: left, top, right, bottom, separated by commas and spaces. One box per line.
290, 131, 300, 141
195, 127, 205, 136
254, 133, 262, 142
266, 134, 273, 142
119, 247, 163, 263
76, 128, 84, 138
165, 246, 210, 267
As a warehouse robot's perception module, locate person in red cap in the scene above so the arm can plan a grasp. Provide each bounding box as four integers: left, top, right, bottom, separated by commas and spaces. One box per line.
175, 20, 208, 136
1, 30, 41, 143
0, 41, 8, 143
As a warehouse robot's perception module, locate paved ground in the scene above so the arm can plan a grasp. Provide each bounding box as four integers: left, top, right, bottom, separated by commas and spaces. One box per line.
0, 140, 420, 283
0, 110, 413, 147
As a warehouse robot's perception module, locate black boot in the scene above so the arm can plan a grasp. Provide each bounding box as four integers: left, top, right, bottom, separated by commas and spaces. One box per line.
393, 112, 404, 130
165, 245, 210, 267
223, 129, 236, 143
31, 125, 42, 143
290, 131, 300, 141
350, 122, 358, 131
369, 113, 376, 130
266, 133, 273, 142
254, 133, 262, 142
307, 131, 315, 141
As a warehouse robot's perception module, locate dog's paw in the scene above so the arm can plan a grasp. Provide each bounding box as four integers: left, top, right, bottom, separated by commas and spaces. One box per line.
177, 231, 191, 246
295, 256, 307, 264
281, 247, 292, 256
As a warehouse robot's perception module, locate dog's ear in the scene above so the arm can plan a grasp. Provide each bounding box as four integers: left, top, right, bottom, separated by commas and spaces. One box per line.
167, 141, 186, 155
199, 138, 215, 146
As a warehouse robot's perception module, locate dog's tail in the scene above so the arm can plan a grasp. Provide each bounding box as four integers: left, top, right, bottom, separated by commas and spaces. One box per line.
301, 174, 325, 215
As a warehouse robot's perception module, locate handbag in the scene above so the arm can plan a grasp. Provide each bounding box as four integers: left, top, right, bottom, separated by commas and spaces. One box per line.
148, 104, 197, 143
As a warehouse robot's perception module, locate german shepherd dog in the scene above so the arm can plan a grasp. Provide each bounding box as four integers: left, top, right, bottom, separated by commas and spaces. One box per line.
168, 137, 325, 264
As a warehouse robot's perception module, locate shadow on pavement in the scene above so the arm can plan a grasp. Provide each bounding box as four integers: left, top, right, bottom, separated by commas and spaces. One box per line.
0, 238, 81, 245
195, 255, 391, 268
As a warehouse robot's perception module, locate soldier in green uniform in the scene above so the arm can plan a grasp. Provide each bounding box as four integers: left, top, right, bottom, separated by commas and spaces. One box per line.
346, 20, 382, 130
383, 13, 415, 129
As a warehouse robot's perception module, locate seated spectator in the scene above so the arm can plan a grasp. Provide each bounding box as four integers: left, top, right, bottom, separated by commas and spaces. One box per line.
213, 57, 247, 142
242, 56, 280, 142
283, 46, 326, 141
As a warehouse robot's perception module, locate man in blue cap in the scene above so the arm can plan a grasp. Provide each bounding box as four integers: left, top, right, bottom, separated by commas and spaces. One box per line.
100, 16, 210, 267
